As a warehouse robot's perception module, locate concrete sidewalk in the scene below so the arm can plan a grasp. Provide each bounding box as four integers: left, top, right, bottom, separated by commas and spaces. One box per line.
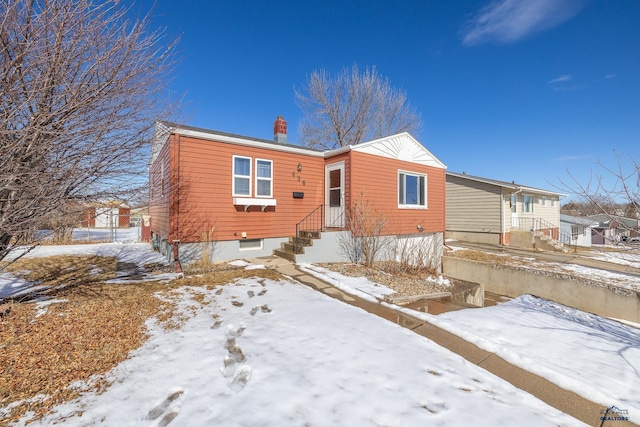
248, 255, 637, 427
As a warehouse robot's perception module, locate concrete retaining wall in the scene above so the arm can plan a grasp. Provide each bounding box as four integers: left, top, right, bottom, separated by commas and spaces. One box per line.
442, 256, 640, 323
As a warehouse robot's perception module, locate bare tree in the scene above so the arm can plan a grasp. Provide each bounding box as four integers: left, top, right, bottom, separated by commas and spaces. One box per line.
561, 152, 640, 245
0, 0, 179, 261
338, 194, 391, 267
295, 65, 422, 150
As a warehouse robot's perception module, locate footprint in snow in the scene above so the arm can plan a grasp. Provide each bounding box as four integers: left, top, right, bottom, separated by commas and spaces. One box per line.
211, 319, 223, 329
250, 304, 272, 316
229, 365, 252, 391
247, 290, 255, 298
258, 289, 267, 296
147, 389, 184, 424
231, 300, 243, 307
156, 409, 179, 427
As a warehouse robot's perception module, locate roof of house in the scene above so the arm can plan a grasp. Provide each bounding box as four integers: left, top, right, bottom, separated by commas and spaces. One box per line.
446, 171, 565, 197
151, 121, 446, 169
560, 214, 598, 227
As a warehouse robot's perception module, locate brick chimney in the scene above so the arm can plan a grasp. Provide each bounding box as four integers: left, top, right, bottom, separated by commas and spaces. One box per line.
274, 116, 287, 144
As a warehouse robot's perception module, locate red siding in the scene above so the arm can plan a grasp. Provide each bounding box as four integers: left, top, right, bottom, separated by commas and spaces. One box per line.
170, 136, 324, 243
348, 151, 445, 235
118, 207, 130, 228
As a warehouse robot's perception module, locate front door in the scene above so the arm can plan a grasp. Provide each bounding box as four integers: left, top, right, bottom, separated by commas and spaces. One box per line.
325, 162, 345, 228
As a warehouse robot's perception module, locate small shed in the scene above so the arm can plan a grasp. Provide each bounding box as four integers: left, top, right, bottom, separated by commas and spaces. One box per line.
82, 202, 131, 228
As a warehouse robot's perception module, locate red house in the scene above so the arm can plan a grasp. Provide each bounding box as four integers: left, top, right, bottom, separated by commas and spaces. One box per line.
149, 117, 446, 266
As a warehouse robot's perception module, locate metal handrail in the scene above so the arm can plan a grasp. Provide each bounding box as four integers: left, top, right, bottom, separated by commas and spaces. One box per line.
513, 217, 576, 252
295, 204, 324, 253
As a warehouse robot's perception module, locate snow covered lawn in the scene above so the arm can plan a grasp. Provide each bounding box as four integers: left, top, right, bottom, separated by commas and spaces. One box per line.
303, 265, 640, 425
14, 276, 585, 426
429, 295, 640, 424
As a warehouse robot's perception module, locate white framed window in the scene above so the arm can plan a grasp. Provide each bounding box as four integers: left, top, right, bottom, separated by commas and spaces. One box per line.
398, 171, 427, 208
239, 238, 263, 251
523, 194, 534, 213
255, 159, 273, 197
233, 156, 252, 196
551, 198, 556, 207
541, 196, 546, 206
511, 194, 517, 213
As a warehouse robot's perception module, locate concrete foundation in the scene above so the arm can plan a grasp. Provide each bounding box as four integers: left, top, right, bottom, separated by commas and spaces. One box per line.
442, 256, 640, 323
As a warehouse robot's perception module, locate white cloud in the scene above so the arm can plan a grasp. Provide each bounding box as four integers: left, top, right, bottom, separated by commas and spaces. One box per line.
461, 0, 584, 46
605, 73, 617, 79
548, 74, 573, 84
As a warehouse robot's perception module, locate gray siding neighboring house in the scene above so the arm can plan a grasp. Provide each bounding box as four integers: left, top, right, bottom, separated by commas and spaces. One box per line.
560, 214, 597, 247
446, 172, 565, 248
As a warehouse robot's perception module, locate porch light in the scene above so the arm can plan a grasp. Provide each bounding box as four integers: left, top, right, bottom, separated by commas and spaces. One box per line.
417, 225, 423, 232
297, 163, 302, 172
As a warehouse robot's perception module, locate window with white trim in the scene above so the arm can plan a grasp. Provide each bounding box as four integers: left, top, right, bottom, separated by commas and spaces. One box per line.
398, 171, 427, 208
255, 159, 273, 197
541, 196, 546, 206
233, 156, 251, 196
523, 194, 534, 213
551, 198, 556, 207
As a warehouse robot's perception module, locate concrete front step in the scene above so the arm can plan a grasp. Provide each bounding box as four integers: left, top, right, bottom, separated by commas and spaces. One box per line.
282, 241, 305, 254
274, 231, 322, 261
273, 248, 298, 262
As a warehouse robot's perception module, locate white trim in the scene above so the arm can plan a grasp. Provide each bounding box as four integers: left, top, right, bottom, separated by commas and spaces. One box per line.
232, 155, 252, 197
398, 170, 428, 209
233, 197, 276, 212
324, 132, 447, 169
254, 158, 273, 198
325, 161, 346, 228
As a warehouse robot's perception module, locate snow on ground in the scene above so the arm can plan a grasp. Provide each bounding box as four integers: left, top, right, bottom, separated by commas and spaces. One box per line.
299, 262, 396, 302
16, 277, 585, 427
5, 242, 167, 265
304, 267, 640, 424
586, 246, 640, 269
0, 273, 48, 300
429, 295, 640, 424
37, 227, 142, 243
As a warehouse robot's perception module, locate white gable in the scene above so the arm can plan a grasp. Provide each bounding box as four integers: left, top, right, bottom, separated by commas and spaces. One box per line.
350, 132, 446, 169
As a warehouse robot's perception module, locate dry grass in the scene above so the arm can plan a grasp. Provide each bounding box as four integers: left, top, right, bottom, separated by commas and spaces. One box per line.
445, 249, 509, 264
0, 255, 283, 425
318, 261, 449, 297
3, 255, 118, 301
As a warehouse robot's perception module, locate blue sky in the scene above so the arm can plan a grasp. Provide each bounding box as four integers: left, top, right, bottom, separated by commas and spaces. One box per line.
147, 0, 639, 197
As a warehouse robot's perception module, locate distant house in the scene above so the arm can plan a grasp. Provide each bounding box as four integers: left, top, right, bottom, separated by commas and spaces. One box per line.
560, 214, 597, 247
445, 172, 566, 249
149, 118, 447, 265
82, 201, 130, 229
586, 214, 639, 245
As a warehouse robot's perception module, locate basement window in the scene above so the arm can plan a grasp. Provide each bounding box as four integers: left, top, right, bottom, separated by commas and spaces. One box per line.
239, 238, 263, 251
